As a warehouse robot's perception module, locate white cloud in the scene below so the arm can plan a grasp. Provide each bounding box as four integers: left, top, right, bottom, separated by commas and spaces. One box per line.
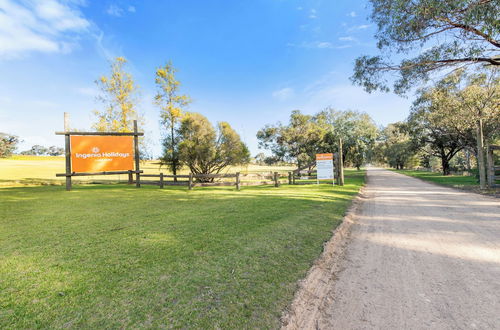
0, 0, 90, 59
309, 8, 317, 19
348, 11, 357, 17
287, 41, 335, 49
347, 24, 371, 32
106, 4, 136, 17
316, 42, 333, 49
339, 36, 355, 41
106, 4, 124, 17
272, 87, 294, 101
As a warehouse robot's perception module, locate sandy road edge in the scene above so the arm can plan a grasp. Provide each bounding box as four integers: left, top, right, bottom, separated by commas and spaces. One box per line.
280, 180, 369, 330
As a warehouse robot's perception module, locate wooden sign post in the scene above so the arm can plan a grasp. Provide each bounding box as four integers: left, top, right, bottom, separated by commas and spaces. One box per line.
56, 114, 144, 191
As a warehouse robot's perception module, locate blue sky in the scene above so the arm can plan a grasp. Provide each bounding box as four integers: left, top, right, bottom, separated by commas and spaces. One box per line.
0, 0, 412, 156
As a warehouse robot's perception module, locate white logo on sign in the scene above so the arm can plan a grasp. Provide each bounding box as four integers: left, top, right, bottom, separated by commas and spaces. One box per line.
92, 147, 100, 153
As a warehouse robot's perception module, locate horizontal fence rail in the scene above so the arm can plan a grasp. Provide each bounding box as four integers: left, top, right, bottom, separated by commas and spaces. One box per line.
134, 171, 292, 190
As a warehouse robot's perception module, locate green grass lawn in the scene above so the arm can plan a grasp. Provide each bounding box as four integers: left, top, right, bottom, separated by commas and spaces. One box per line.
390, 169, 479, 187
0, 170, 365, 328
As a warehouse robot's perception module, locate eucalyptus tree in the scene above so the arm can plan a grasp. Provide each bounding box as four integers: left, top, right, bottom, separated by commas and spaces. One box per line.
178, 113, 250, 181
0, 133, 19, 158
414, 68, 500, 185
351, 0, 500, 95
93, 57, 143, 132
257, 110, 328, 170
154, 61, 191, 179
318, 108, 379, 170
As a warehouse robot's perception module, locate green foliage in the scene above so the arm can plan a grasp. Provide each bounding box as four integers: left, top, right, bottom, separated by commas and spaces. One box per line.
318, 108, 379, 170
19, 145, 64, 156
178, 113, 250, 180
412, 68, 499, 153
408, 88, 465, 175
0, 133, 19, 158
257, 109, 378, 170
352, 0, 500, 94
93, 57, 143, 132
257, 110, 327, 169
154, 61, 191, 177
376, 122, 418, 169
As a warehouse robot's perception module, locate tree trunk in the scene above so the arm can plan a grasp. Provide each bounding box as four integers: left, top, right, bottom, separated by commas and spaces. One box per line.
465, 149, 471, 171
171, 123, 177, 182
441, 157, 451, 176
476, 119, 486, 189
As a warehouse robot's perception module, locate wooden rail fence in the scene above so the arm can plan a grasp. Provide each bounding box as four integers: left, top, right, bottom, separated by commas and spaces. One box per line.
133, 172, 289, 190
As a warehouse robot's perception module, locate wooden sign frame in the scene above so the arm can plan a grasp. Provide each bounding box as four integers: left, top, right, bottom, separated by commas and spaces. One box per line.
55, 114, 143, 191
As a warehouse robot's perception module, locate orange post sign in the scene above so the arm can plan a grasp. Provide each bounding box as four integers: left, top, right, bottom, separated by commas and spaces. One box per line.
316, 153, 334, 161
70, 136, 134, 173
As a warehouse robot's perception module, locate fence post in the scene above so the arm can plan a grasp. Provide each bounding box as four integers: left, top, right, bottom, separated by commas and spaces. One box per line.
487, 145, 494, 188
338, 138, 344, 186
274, 172, 279, 187
188, 173, 193, 190
236, 172, 241, 190
288, 172, 292, 185
64, 113, 72, 191
128, 170, 133, 184
160, 173, 164, 189
133, 120, 141, 188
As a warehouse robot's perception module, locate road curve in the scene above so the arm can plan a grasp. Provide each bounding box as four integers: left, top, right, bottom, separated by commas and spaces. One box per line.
288, 168, 500, 330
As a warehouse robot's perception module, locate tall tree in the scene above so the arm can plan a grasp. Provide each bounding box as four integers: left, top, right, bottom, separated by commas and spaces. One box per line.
154, 61, 191, 179
351, 0, 500, 95
317, 108, 379, 170
0, 133, 19, 158
408, 88, 466, 175
377, 123, 417, 169
178, 113, 250, 181
93, 57, 142, 132
257, 110, 328, 171
415, 68, 500, 184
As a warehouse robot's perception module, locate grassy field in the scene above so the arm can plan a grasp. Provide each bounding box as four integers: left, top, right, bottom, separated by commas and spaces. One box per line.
0, 156, 295, 186
0, 168, 365, 328
390, 169, 479, 187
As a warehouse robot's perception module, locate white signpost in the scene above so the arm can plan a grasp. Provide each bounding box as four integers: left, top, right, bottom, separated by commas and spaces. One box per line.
316, 153, 335, 185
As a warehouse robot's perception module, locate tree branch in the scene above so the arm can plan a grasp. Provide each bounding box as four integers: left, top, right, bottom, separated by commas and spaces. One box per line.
436, 16, 500, 48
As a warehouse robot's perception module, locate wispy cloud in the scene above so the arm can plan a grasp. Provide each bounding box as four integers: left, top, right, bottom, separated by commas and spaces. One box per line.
106, 4, 136, 17
272, 87, 294, 101
0, 0, 90, 59
348, 11, 356, 17
339, 36, 356, 42
287, 41, 351, 50
309, 9, 317, 19
347, 24, 371, 32
106, 4, 124, 17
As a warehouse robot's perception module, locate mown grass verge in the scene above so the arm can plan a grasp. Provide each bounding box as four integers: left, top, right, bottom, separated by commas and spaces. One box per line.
390, 169, 478, 187
0, 170, 365, 328
390, 169, 499, 197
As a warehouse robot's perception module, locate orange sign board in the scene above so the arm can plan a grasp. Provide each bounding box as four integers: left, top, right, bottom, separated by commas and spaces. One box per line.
316, 153, 334, 161
70, 136, 134, 173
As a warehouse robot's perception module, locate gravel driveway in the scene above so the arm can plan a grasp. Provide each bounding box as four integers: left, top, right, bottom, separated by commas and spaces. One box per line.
284, 167, 500, 330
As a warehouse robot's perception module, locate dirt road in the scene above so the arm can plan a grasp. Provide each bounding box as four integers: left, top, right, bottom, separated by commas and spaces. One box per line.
284, 168, 500, 330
